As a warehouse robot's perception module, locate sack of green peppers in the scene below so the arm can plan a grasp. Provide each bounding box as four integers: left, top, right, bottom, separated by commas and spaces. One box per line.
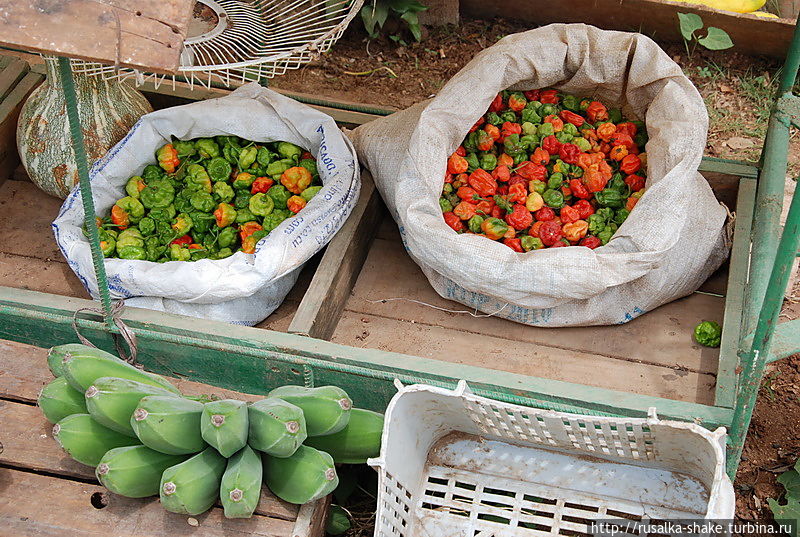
351, 24, 729, 326
53, 84, 360, 325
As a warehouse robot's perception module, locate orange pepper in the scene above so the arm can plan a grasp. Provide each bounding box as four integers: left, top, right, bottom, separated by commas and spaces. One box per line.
447, 153, 469, 175
609, 145, 628, 161
280, 167, 312, 194
531, 147, 550, 166
544, 114, 564, 132
111, 205, 129, 230
529, 221, 544, 238
497, 153, 514, 167
287, 195, 307, 214
596, 122, 617, 142
563, 220, 589, 242
239, 221, 263, 243
453, 201, 477, 221
484, 124, 500, 141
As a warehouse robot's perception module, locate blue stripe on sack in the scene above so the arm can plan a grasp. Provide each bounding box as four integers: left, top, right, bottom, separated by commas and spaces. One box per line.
618, 306, 645, 324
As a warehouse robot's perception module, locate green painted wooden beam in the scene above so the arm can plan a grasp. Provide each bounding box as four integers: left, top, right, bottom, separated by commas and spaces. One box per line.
0, 286, 733, 429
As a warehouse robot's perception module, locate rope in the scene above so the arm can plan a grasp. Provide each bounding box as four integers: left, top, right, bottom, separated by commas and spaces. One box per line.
72, 300, 138, 365
366, 298, 509, 318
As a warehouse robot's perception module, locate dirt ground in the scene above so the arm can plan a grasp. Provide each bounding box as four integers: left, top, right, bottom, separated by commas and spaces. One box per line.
266, 17, 800, 533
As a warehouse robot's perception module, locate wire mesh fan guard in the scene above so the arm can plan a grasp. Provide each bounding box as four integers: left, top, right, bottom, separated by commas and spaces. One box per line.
70, 0, 363, 88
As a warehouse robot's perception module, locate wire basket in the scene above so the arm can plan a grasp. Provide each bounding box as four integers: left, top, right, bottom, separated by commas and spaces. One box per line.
70, 0, 363, 89
368, 380, 735, 537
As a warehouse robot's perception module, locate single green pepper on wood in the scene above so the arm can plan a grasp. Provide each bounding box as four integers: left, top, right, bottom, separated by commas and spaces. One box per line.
694, 321, 722, 348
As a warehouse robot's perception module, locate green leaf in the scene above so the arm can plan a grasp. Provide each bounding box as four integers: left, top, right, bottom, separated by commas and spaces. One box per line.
779, 466, 800, 499
400, 10, 422, 41
768, 497, 800, 537
677, 12, 703, 41
389, 0, 428, 13
698, 27, 734, 50
360, 2, 389, 38
326, 505, 352, 535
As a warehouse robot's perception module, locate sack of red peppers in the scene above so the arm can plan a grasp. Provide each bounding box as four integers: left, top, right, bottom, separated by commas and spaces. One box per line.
351, 24, 729, 327
53, 84, 360, 325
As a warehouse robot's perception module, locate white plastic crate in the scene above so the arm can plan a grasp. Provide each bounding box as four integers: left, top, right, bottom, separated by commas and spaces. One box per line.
368, 381, 734, 537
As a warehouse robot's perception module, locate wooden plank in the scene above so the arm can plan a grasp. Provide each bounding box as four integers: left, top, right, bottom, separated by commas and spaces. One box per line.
0, 72, 44, 190
288, 171, 383, 339
294, 496, 331, 537
698, 157, 759, 179
714, 177, 757, 408
0, 57, 29, 102
0, 287, 736, 427
0, 469, 297, 537
0, 1, 192, 74
461, 0, 796, 59
342, 236, 722, 374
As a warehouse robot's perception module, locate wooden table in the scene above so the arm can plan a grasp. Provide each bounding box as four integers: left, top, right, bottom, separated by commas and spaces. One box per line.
0, 339, 329, 537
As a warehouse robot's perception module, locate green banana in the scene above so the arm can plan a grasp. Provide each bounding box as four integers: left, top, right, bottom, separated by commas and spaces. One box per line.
160, 447, 227, 516
248, 398, 307, 457
267, 385, 352, 436
200, 399, 248, 458
220, 446, 262, 518
263, 445, 338, 505
85, 377, 178, 437
47, 343, 92, 377
61, 344, 180, 394
304, 409, 384, 464
38, 377, 88, 424
52, 413, 140, 466
130, 396, 206, 454
96, 445, 188, 498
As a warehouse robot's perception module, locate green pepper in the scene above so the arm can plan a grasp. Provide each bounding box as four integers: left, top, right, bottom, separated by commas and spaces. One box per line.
526, 100, 543, 111
540, 104, 558, 117
521, 122, 537, 136
115, 197, 145, 223
99, 233, 116, 257
562, 123, 578, 136
238, 146, 258, 170
169, 243, 191, 261
206, 157, 232, 182
572, 137, 591, 152
174, 191, 193, 214
468, 215, 484, 234
555, 131, 573, 144
173, 140, 196, 159
482, 217, 508, 240
277, 142, 302, 162
607, 174, 631, 198
249, 192, 274, 217
598, 224, 616, 245
232, 172, 256, 191
218, 226, 238, 248
142, 165, 165, 182
125, 176, 146, 199
587, 213, 607, 235
463, 132, 479, 153
216, 135, 240, 147
500, 110, 517, 123
443, 183, 454, 195
234, 191, 252, 210
140, 179, 175, 209
299, 159, 318, 178
301, 185, 322, 201
595, 189, 625, 209
529, 180, 546, 195
144, 236, 166, 262
521, 236, 544, 251
265, 159, 294, 179
262, 211, 289, 233
189, 191, 215, 213
235, 207, 256, 224
117, 228, 144, 251
479, 153, 497, 171
439, 197, 453, 213
190, 212, 216, 234
465, 153, 479, 173
267, 185, 292, 209
155, 220, 173, 241
503, 134, 525, 155
520, 135, 538, 150
186, 164, 213, 193
446, 193, 460, 209
485, 112, 503, 126
195, 138, 220, 159
212, 247, 234, 260
223, 142, 242, 165
257, 146, 274, 167
694, 321, 722, 347
521, 108, 541, 125
537, 122, 554, 137
213, 181, 235, 203
138, 217, 156, 236
614, 208, 631, 226
172, 213, 193, 235
542, 189, 564, 209
512, 152, 527, 166
118, 245, 147, 260
149, 205, 176, 223
596, 207, 614, 222
608, 108, 623, 123
561, 94, 580, 111
547, 173, 564, 190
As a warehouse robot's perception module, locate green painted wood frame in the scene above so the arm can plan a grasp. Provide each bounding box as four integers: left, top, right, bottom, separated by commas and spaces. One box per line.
0, 156, 755, 431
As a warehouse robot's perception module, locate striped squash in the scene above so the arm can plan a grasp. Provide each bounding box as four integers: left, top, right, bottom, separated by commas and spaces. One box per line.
16, 57, 153, 199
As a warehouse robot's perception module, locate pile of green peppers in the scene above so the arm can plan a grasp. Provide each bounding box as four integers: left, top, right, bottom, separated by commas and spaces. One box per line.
93, 136, 322, 262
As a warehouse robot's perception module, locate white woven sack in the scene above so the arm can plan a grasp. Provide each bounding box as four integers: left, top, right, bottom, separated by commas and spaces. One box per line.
350, 24, 728, 326
53, 83, 360, 326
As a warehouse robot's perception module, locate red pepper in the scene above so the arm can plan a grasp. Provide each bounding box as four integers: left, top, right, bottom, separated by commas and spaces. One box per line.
300, 151, 314, 161
475, 199, 495, 216
447, 153, 469, 175
626, 196, 640, 211
550, 239, 568, 248
488, 94, 504, 113
539, 89, 559, 104
529, 221, 543, 238
476, 130, 494, 151
620, 154, 642, 175
505, 203, 532, 230
561, 185, 572, 198
491, 205, 504, 219
492, 165, 511, 182
457, 186, 478, 201
503, 237, 524, 252
558, 143, 581, 165
500, 122, 522, 142
497, 184, 509, 196
484, 124, 500, 141
443, 211, 463, 232
534, 207, 555, 222
531, 147, 550, 166
539, 221, 563, 246
573, 199, 595, 219
523, 89, 540, 101
468, 169, 498, 197
625, 174, 645, 192
560, 205, 580, 224
541, 135, 561, 155
544, 114, 564, 132
455, 146, 467, 157
507, 176, 527, 188
615, 122, 637, 137
444, 174, 454, 184
453, 201, 478, 221
508, 183, 527, 204
586, 101, 609, 123
610, 132, 636, 152
560, 110, 584, 127
508, 93, 527, 112
251, 176, 274, 194
468, 116, 485, 133
515, 162, 546, 182
171, 235, 193, 246
569, 179, 591, 200
580, 236, 602, 249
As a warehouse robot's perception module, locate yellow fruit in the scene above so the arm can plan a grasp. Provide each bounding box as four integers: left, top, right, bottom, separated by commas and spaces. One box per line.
751, 10, 778, 17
